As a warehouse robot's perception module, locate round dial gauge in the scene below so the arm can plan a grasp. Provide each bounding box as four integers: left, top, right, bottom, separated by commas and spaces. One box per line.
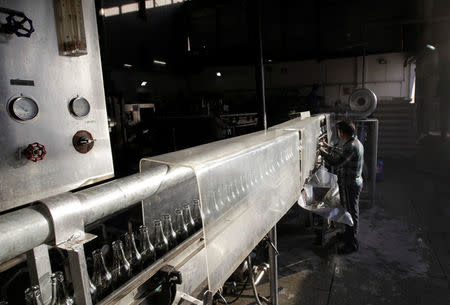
9, 96, 39, 121
69, 97, 90, 118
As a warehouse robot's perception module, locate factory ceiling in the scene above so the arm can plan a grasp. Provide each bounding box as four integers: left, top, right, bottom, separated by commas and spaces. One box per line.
96, 0, 447, 72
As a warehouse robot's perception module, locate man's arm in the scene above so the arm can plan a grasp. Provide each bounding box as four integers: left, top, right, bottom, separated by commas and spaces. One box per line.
319, 144, 354, 167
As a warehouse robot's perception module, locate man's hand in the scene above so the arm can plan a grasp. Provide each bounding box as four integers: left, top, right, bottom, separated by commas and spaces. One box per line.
319, 147, 327, 153
320, 140, 329, 147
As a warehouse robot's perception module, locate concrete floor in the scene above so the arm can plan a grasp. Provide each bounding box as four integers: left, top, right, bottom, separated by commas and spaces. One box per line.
229, 159, 450, 305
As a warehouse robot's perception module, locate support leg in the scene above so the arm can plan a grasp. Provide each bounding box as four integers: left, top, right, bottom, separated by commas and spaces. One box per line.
268, 226, 278, 305
67, 245, 93, 305
27, 244, 52, 305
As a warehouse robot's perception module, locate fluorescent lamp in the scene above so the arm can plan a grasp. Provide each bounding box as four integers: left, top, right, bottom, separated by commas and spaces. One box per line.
153, 60, 167, 65
141, 81, 148, 86
426, 44, 436, 51
123, 64, 132, 68
216, 72, 222, 77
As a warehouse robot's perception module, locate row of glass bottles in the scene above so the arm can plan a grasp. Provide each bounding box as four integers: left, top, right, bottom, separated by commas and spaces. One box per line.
20, 202, 203, 305
90, 224, 153, 301
90, 203, 201, 302
200, 150, 296, 216
24, 271, 73, 305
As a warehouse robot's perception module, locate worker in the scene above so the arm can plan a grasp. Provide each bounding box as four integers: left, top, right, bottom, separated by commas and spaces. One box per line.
319, 120, 364, 254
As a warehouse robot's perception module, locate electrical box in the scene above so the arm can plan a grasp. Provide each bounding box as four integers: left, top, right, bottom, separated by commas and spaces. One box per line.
0, 0, 114, 212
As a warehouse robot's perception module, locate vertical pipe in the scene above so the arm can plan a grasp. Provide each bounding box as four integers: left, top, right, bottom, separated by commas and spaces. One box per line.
370, 120, 378, 206
362, 46, 366, 88
254, 0, 267, 131
268, 227, 278, 305
253, 1, 277, 304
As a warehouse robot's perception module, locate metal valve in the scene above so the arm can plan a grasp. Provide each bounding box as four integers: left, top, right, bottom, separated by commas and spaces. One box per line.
24, 142, 46, 162
0, 7, 34, 37
72, 130, 95, 154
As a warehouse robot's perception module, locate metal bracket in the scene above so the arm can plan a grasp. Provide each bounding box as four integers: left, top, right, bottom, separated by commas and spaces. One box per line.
40, 193, 96, 305
175, 291, 203, 305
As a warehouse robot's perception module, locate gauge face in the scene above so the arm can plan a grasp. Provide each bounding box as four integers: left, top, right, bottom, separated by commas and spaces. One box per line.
69, 97, 90, 118
9, 96, 39, 121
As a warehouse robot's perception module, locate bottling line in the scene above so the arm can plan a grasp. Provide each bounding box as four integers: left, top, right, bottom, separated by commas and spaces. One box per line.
0, 1, 378, 304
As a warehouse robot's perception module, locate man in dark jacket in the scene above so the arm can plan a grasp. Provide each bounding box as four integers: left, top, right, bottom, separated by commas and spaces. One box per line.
319, 120, 364, 254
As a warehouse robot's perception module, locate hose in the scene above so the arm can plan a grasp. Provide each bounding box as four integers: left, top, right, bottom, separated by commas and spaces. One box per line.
246, 255, 263, 305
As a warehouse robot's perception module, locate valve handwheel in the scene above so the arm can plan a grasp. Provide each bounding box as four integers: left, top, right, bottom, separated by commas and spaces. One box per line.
24, 142, 46, 162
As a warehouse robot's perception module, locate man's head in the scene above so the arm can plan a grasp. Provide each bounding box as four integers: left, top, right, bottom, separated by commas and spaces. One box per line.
336, 120, 356, 139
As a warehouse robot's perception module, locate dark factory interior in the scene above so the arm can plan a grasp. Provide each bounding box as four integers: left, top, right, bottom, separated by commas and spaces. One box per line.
0, 0, 449, 305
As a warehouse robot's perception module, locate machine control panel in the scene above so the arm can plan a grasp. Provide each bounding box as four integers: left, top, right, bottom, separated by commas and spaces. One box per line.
0, 0, 114, 212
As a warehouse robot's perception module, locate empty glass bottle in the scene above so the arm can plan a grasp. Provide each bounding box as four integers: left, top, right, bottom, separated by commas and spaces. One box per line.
138, 225, 156, 266
183, 204, 196, 234
123, 232, 142, 275
192, 199, 202, 230
91, 249, 112, 300
111, 240, 131, 288
174, 209, 189, 243
25, 286, 43, 305
153, 220, 169, 258
50, 271, 74, 305
162, 214, 177, 249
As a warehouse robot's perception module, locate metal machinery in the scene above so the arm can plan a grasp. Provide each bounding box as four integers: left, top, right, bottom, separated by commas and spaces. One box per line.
0, 1, 338, 305
0, 0, 114, 211
346, 88, 379, 205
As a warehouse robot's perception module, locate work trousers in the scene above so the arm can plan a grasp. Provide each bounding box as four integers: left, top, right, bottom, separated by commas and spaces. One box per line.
339, 182, 362, 249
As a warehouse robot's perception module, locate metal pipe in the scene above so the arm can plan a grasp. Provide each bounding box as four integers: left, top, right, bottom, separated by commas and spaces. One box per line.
0, 165, 188, 264
0, 206, 52, 264
268, 226, 278, 305
246, 256, 263, 305
254, 0, 267, 131
369, 120, 379, 206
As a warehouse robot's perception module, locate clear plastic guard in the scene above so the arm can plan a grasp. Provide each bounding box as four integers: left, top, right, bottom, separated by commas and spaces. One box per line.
140, 129, 300, 292
270, 115, 326, 186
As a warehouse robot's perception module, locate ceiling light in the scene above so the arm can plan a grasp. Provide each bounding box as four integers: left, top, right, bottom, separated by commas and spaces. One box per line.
123, 64, 132, 68
153, 60, 167, 65
267, 59, 272, 63
141, 81, 148, 86
426, 44, 436, 51
216, 72, 222, 77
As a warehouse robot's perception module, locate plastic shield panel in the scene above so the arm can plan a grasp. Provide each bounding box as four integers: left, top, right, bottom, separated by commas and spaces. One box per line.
140, 129, 300, 292
270, 115, 325, 186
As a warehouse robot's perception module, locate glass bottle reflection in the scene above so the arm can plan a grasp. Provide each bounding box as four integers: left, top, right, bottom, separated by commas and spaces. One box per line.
50, 272, 74, 305
174, 209, 189, 243
123, 232, 142, 275
183, 204, 196, 234
138, 225, 156, 267
162, 214, 177, 249
89, 279, 97, 304
153, 220, 169, 258
91, 249, 112, 300
111, 240, 131, 288
192, 200, 202, 230
25, 286, 43, 305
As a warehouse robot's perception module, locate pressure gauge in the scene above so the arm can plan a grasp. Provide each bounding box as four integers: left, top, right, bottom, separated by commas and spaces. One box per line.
8, 96, 39, 122
69, 96, 90, 118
